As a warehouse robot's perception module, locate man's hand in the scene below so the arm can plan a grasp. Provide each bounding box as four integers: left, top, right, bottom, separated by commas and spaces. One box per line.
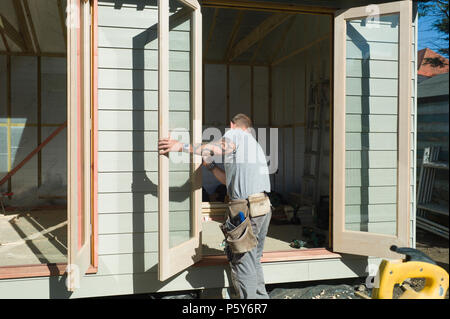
158, 138, 183, 155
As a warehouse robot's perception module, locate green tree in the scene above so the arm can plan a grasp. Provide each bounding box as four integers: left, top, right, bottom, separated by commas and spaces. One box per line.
417, 0, 449, 67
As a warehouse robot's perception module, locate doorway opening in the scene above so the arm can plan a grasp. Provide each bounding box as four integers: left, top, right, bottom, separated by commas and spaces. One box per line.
200, 6, 332, 256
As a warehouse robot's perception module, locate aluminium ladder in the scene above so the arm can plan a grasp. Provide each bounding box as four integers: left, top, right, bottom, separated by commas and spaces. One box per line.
416, 146, 449, 239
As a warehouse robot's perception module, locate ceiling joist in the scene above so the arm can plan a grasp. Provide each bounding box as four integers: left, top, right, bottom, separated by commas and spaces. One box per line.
0, 14, 27, 52
229, 13, 292, 62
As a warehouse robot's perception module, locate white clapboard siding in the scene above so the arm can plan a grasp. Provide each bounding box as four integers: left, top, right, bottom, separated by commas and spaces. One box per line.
98, 4, 191, 32
346, 151, 397, 168
346, 59, 398, 78
345, 115, 398, 133
98, 69, 190, 91
345, 133, 398, 150
98, 192, 191, 214
346, 221, 397, 235
346, 96, 398, 115
346, 40, 398, 60
98, 231, 190, 255
98, 172, 192, 193
98, 131, 158, 151
344, 10, 401, 233
99, 27, 190, 51
98, 152, 190, 172
96, 253, 159, 276
345, 186, 397, 205
98, 89, 189, 111
345, 168, 397, 187
346, 15, 399, 43
346, 78, 398, 96
98, 110, 190, 131
98, 48, 190, 71
98, 211, 191, 234
345, 204, 397, 223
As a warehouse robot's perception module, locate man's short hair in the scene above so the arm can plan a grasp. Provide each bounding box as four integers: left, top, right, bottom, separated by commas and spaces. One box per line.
231, 113, 253, 128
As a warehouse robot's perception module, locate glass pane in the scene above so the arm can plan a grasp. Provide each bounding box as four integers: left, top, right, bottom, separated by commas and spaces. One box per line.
168, 1, 193, 248
344, 14, 399, 235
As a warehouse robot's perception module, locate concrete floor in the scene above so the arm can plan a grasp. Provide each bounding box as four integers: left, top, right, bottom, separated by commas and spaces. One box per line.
0, 209, 67, 266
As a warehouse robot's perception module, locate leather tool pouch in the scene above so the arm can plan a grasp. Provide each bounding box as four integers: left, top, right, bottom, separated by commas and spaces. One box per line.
248, 193, 271, 218
220, 200, 257, 254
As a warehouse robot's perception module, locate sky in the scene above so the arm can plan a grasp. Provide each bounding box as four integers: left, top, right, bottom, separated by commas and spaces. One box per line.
418, 14, 449, 58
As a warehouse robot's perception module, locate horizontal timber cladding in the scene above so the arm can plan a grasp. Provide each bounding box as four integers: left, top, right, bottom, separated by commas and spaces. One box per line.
342, 8, 417, 238
0, 0, 418, 298
96, 0, 194, 283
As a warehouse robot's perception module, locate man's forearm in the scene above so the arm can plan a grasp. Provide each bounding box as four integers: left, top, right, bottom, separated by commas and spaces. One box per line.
188, 142, 221, 156
185, 139, 235, 157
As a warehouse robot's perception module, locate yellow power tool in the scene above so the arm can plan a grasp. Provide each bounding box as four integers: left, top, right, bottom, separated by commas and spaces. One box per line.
372, 245, 449, 299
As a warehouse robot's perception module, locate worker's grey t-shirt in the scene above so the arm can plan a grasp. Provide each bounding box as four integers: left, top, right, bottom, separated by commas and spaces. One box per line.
223, 128, 271, 200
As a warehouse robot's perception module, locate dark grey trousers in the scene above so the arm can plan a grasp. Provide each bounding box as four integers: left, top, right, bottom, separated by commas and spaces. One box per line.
225, 209, 272, 299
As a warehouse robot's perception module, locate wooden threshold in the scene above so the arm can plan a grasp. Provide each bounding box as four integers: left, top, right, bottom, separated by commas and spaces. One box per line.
0, 263, 97, 280
195, 248, 341, 267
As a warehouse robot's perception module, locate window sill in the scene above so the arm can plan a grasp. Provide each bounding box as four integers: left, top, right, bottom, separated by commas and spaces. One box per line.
0, 263, 98, 280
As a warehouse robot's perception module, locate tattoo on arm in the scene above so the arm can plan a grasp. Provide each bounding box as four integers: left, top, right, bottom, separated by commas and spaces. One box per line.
191, 138, 236, 156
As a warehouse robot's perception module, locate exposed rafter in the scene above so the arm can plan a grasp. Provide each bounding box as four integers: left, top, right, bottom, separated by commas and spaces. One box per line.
249, 37, 264, 64
13, 0, 34, 52
22, 0, 40, 54
272, 33, 330, 66
229, 13, 292, 62
0, 14, 27, 51
269, 15, 296, 63
0, 28, 10, 52
224, 10, 244, 62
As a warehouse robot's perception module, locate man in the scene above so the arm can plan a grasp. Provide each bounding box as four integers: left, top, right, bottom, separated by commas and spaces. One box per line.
158, 113, 272, 299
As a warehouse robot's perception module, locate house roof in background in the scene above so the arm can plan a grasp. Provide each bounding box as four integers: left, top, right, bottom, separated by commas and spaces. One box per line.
417, 48, 449, 77
418, 72, 449, 99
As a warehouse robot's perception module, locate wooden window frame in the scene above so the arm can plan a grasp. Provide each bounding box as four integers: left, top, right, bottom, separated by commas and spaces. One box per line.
0, 0, 98, 281
332, 1, 412, 259
158, 0, 203, 281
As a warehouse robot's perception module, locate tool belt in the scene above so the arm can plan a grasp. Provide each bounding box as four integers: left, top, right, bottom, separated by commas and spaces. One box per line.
219, 193, 271, 254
